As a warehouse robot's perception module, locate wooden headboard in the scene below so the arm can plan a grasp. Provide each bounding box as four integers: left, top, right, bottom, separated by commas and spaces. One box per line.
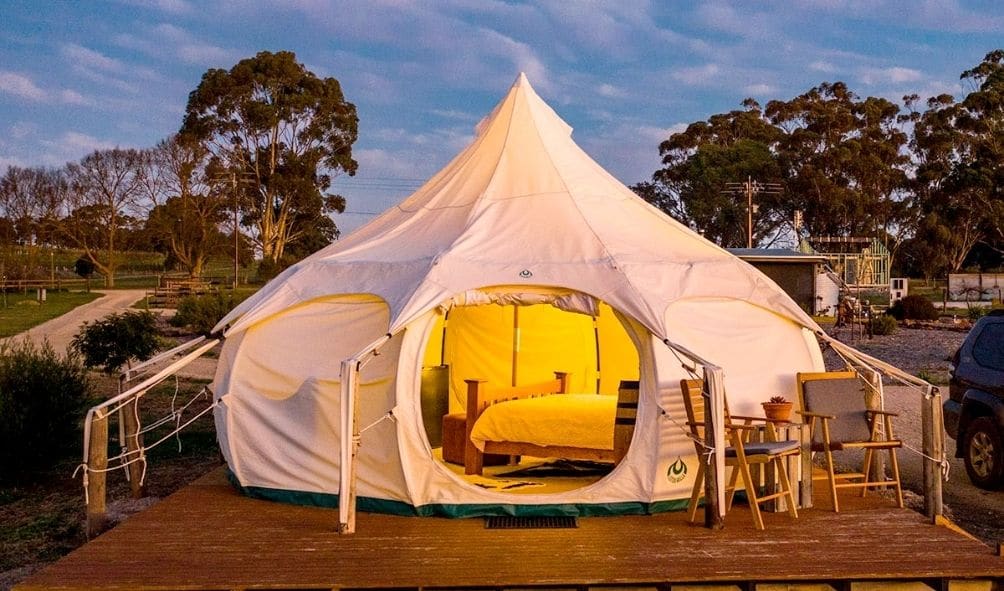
465, 371, 570, 420
462, 372, 570, 475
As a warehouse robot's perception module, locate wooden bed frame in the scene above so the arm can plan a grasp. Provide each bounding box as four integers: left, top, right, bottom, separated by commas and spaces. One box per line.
461, 372, 639, 475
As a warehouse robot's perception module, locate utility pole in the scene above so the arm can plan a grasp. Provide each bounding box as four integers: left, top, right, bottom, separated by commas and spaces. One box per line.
230, 171, 240, 290
722, 177, 782, 248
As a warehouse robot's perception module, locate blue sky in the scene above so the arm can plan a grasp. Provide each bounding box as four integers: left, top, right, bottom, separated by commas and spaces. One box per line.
2, 1, 1002, 235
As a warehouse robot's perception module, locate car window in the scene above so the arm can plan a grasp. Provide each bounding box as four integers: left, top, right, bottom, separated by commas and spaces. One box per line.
972, 322, 1004, 371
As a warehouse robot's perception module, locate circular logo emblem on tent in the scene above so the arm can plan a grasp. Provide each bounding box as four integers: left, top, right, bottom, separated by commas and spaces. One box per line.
666, 457, 687, 483
519, 269, 533, 279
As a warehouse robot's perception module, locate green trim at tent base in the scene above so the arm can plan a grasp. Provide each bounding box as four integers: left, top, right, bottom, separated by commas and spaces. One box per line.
226, 470, 690, 518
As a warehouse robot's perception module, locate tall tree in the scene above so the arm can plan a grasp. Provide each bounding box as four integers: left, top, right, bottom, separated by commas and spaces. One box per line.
766, 82, 909, 249
143, 136, 230, 277
63, 148, 149, 287
636, 101, 786, 247
904, 50, 1004, 275
0, 166, 69, 279
180, 50, 358, 265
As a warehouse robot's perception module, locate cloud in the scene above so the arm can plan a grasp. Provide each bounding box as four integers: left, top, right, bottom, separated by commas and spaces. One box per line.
810, 60, 838, 73
597, 83, 626, 98
39, 132, 119, 164
744, 83, 775, 96
0, 71, 47, 101
672, 64, 720, 86
9, 122, 36, 140
860, 66, 924, 85
118, 0, 194, 14
114, 24, 236, 67
61, 43, 125, 73
59, 89, 93, 106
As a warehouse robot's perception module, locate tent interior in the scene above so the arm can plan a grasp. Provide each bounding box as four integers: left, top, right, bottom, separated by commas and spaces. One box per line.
420, 292, 640, 494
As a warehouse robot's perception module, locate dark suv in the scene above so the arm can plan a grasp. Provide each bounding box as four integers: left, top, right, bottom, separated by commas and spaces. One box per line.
945, 312, 1004, 490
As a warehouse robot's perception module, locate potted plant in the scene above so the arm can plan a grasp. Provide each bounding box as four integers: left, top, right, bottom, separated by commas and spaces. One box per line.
761, 395, 793, 422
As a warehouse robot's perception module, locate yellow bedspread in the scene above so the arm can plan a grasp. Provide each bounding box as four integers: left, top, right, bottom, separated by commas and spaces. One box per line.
469, 393, 616, 452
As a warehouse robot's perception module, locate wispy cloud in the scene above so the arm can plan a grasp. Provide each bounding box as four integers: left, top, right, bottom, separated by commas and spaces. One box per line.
114, 23, 235, 67
61, 43, 125, 73
860, 66, 924, 85
0, 70, 47, 101
672, 64, 720, 86
597, 83, 627, 98
810, 60, 838, 73
118, 0, 194, 14
744, 83, 775, 96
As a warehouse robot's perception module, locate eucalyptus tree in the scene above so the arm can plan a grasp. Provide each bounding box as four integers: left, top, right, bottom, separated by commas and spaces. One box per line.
765, 82, 909, 257
637, 100, 787, 247
903, 50, 1004, 275
180, 50, 358, 266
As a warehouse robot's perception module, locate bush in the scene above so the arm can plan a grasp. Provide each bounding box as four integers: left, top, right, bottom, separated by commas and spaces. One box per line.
888, 295, 940, 321
171, 292, 236, 335
72, 310, 161, 373
967, 305, 988, 322
0, 340, 91, 479
870, 314, 898, 335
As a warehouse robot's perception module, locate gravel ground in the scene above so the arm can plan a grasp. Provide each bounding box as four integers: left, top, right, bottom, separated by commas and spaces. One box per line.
824, 324, 1004, 548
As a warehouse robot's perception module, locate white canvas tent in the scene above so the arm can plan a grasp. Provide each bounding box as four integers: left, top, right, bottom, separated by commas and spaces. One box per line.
210, 73, 836, 529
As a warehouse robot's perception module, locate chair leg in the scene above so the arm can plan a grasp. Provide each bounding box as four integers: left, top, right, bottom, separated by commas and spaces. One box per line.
888, 446, 904, 508
737, 459, 765, 530
725, 465, 740, 511
774, 456, 798, 519
823, 445, 840, 513
861, 448, 875, 497
688, 462, 705, 524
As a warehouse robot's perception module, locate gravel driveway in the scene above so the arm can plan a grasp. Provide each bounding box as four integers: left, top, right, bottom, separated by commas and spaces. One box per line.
826, 325, 1004, 547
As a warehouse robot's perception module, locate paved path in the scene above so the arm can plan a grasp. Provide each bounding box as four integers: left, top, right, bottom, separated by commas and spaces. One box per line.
4, 289, 149, 353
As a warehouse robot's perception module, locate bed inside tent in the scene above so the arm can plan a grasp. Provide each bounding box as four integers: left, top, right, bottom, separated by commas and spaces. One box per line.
419, 289, 641, 494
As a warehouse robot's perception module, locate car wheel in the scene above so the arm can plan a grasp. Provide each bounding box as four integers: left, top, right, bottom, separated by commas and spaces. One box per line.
963, 416, 1004, 490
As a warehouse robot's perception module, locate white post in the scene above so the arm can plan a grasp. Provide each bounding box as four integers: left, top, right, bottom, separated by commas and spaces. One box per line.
338, 358, 359, 534
704, 365, 727, 524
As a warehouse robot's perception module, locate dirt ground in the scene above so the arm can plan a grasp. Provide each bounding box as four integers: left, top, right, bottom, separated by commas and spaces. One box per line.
826, 323, 1004, 548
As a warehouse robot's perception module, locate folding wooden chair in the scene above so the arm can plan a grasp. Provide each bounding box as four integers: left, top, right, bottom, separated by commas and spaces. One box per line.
795, 371, 904, 512
680, 379, 800, 530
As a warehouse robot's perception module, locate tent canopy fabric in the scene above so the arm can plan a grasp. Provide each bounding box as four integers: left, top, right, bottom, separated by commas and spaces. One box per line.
215, 73, 819, 342
211, 73, 830, 517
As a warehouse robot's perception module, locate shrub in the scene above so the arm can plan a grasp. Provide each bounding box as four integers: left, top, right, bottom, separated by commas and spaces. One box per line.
171, 292, 236, 335
967, 305, 988, 322
0, 340, 91, 479
72, 310, 161, 373
870, 314, 898, 335
888, 295, 940, 321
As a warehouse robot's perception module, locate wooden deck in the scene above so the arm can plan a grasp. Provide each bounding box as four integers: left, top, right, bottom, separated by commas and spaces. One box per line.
16, 467, 1004, 591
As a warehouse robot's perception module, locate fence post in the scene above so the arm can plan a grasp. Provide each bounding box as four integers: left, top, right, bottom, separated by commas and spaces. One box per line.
703, 367, 725, 530
86, 409, 109, 539
921, 386, 944, 521
122, 397, 146, 499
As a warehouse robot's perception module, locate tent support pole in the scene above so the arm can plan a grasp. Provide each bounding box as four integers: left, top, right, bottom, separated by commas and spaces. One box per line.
337, 333, 394, 535
662, 338, 726, 527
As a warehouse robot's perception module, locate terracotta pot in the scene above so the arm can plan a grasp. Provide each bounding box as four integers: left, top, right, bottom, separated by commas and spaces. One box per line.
761, 401, 793, 422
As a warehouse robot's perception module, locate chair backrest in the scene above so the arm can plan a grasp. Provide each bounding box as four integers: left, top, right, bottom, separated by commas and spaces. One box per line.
796, 371, 873, 444
613, 380, 639, 458
680, 379, 705, 447
680, 379, 733, 450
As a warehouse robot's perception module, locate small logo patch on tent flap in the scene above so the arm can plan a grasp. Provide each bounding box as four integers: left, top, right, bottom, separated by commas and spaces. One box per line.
667, 457, 687, 483
519, 269, 533, 279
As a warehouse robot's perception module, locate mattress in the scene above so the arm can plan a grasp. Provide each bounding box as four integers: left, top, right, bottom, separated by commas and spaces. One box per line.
469, 393, 616, 452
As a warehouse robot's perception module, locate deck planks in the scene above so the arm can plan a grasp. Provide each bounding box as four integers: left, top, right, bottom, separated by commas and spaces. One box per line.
16, 467, 1004, 591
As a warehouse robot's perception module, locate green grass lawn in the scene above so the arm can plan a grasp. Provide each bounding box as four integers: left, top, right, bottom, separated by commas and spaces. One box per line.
0, 291, 103, 338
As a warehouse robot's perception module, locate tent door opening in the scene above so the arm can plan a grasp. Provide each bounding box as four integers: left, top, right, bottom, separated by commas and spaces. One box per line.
419, 295, 640, 495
